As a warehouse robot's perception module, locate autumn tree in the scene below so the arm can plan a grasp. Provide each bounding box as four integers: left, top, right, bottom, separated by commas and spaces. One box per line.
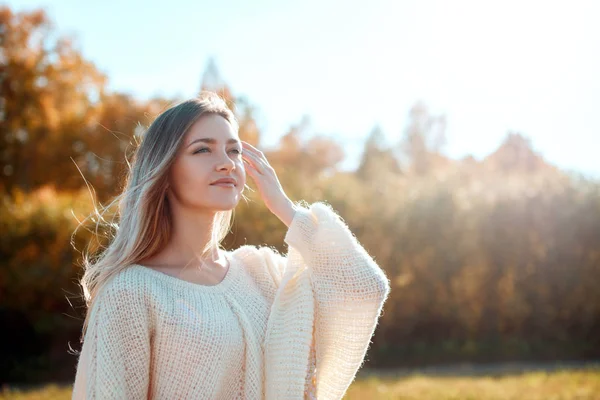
483, 131, 553, 174
0, 7, 106, 194
398, 101, 448, 176
356, 125, 401, 181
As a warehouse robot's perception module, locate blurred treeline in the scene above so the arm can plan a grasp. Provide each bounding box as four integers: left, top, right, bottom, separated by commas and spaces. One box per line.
1, 7, 599, 384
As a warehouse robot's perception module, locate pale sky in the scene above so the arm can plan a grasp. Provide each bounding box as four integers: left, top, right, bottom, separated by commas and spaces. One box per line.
9, 0, 600, 177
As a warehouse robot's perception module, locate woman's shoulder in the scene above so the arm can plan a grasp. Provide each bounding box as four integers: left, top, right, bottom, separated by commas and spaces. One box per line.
229, 244, 286, 268
228, 245, 287, 296
93, 265, 157, 310
105, 264, 149, 289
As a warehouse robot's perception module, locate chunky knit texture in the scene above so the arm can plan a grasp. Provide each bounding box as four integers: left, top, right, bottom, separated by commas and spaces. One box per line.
71, 201, 391, 399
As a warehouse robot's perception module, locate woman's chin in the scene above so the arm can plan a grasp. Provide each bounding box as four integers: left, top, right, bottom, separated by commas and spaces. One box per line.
209, 196, 240, 211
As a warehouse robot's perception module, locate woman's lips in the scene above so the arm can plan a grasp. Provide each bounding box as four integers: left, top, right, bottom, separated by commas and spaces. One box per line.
211, 183, 236, 188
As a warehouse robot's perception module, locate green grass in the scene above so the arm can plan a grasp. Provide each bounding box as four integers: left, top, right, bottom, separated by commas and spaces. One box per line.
345, 367, 600, 399
2, 368, 599, 399
0, 384, 70, 400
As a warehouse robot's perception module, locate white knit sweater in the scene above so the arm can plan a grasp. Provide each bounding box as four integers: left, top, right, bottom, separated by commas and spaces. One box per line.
71, 201, 391, 399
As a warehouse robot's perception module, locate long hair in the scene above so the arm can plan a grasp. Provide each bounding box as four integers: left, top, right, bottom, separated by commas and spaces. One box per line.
76, 91, 239, 341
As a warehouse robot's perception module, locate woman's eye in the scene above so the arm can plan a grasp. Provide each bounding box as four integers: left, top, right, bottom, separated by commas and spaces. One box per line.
193, 148, 241, 155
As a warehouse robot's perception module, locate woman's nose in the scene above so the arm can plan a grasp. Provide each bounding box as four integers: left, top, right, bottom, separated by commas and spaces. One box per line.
216, 153, 236, 171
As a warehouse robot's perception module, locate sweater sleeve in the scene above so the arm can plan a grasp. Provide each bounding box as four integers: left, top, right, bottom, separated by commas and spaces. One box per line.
260, 201, 391, 400
71, 277, 152, 400
284, 201, 391, 306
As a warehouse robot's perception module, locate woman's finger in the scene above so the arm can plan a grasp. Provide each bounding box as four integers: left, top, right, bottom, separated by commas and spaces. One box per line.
242, 150, 266, 174
243, 159, 265, 190
243, 142, 270, 164
243, 156, 258, 172
242, 141, 262, 156
242, 142, 275, 174
243, 159, 258, 175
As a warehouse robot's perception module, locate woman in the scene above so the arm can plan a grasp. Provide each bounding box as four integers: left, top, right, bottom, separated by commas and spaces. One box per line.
71, 92, 391, 400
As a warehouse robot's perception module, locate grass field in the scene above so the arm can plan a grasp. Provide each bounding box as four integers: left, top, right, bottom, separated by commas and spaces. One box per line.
2, 367, 599, 399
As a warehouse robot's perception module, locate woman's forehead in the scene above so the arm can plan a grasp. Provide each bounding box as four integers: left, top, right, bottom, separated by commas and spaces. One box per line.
185, 115, 239, 145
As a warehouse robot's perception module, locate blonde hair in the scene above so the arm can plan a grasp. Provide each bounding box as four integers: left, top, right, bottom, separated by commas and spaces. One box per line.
76, 91, 239, 342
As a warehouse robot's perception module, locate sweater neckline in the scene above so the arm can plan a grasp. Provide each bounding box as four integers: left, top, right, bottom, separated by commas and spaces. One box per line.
130, 250, 239, 293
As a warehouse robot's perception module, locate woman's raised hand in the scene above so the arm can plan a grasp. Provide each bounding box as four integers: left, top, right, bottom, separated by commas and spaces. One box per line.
241, 141, 297, 227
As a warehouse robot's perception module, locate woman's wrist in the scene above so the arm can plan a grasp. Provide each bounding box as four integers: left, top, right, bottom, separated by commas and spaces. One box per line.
275, 199, 298, 228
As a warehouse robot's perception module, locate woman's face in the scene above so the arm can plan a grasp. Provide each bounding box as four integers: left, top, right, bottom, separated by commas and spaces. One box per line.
168, 113, 246, 212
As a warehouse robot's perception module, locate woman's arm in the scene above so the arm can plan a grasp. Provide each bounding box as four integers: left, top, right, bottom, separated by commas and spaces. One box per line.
72, 280, 152, 400
241, 141, 390, 398
286, 201, 390, 303
261, 200, 391, 304
260, 201, 391, 400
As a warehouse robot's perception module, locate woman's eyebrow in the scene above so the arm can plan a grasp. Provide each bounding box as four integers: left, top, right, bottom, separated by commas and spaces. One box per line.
186, 138, 241, 148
